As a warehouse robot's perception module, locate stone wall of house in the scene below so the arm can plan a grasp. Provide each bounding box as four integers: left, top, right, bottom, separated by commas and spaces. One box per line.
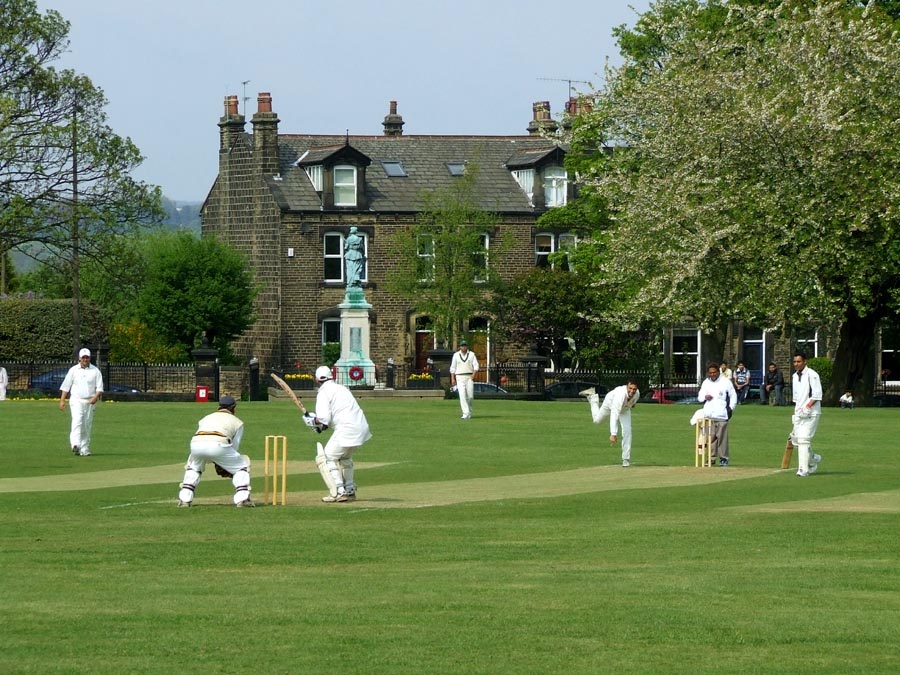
202, 135, 283, 371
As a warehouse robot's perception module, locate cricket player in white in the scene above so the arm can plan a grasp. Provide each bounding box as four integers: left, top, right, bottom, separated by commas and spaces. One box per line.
791, 352, 823, 477
697, 362, 738, 466
312, 366, 372, 503
582, 380, 640, 466
59, 348, 104, 456
178, 395, 253, 507
449, 340, 479, 419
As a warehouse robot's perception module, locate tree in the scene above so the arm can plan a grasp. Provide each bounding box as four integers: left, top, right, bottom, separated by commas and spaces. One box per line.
133, 232, 256, 361
569, 0, 900, 403
387, 165, 504, 346
0, 0, 163, 349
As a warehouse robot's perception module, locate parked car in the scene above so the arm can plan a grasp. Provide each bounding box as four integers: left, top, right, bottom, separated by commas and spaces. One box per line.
544, 381, 609, 399
643, 387, 700, 404
449, 382, 509, 398
29, 368, 141, 393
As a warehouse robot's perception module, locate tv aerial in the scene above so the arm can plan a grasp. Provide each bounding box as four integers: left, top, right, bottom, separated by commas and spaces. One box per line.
538, 77, 591, 100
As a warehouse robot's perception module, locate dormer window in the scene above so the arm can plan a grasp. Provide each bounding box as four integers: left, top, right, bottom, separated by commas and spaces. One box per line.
512, 169, 535, 202
543, 167, 567, 207
334, 165, 357, 207
304, 165, 323, 191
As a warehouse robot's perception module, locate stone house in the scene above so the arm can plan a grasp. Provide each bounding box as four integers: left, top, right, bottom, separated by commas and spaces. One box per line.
201, 93, 577, 376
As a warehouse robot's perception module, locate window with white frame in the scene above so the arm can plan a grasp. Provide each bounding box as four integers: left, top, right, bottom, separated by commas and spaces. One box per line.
304, 164, 323, 191
535, 232, 554, 268
333, 165, 357, 206
417, 234, 435, 282
794, 329, 818, 358
324, 231, 368, 283
543, 166, 568, 207
512, 168, 535, 202
473, 233, 489, 282
672, 328, 700, 380
558, 233, 577, 271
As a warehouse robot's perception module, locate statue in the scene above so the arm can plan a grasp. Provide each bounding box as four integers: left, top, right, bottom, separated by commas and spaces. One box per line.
344, 226, 365, 288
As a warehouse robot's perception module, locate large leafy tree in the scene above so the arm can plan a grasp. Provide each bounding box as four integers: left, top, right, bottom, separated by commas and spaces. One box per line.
0, 0, 162, 347
134, 232, 256, 361
569, 0, 900, 403
387, 166, 504, 347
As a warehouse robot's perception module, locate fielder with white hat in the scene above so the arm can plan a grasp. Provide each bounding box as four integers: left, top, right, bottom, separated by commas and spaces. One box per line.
58, 348, 104, 456
309, 366, 372, 503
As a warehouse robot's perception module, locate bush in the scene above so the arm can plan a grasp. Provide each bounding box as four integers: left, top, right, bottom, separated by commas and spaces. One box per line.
807, 356, 833, 390
0, 298, 105, 359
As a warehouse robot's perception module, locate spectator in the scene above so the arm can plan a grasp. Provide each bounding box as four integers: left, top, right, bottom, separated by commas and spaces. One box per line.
839, 390, 855, 409
733, 361, 751, 404
761, 362, 785, 406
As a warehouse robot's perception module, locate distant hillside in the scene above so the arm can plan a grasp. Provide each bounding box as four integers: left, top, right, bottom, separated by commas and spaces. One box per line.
161, 197, 201, 233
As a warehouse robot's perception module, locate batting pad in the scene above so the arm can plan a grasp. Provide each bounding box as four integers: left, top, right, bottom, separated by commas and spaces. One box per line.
316, 442, 340, 497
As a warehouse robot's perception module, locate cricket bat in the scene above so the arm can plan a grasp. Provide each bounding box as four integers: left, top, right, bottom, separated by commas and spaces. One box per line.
270, 373, 307, 413
781, 436, 794, 469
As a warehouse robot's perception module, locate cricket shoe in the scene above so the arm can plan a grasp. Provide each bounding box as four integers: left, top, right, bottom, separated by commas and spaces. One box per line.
579, 387, 596, 397
177, 500, 191, 508
796, 469, 809, 477
344, 490, 357, 502
236, 499, 255, 508
622, 459, 630, 467
72, 445, 79, 455
322, 492, 349, 503
808, 454, 822, 474
719, 458, 729, 467
79, 450, 91, 456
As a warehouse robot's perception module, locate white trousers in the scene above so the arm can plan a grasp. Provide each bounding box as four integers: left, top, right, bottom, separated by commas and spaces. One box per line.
456, 374, 474, 418
589, 394, 632, 461
792, 413, 821, 472
180, 439, 251, 505
68, 398, 97, 455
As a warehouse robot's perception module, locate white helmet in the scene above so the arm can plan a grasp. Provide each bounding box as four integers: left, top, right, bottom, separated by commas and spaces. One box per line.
315, 366, 333, 382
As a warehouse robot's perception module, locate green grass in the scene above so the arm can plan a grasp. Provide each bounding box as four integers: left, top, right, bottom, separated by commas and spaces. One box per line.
2, 398, 899, 673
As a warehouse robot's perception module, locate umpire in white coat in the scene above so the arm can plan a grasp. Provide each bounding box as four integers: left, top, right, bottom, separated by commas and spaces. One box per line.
312, 366, 372, 503
583, 380, 640, 466
697, 362, 738, 466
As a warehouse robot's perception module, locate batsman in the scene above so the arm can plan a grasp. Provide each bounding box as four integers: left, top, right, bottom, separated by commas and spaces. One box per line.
791, 351, 823, 477
305, 366, 372, 503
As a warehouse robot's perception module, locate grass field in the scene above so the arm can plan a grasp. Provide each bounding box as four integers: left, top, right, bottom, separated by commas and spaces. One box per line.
3, 397, 899, 674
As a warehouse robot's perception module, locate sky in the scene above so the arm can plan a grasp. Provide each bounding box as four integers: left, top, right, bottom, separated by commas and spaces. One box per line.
37, 0, 652, 203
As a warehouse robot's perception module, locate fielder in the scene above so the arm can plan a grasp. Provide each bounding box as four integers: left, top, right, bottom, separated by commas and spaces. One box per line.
59, 348, 104, 456
791, 352, 823, 477
308, 366, 372, 503
177, 395, 254, 507
449, 340, 479, 419
581, 380, 640, 467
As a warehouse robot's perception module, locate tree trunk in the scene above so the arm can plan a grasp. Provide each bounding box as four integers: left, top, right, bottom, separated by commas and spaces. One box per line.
830, 308, 879, 406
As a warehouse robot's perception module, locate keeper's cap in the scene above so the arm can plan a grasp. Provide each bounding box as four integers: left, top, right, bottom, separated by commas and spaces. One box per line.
315, 366, 333, 382
219, 395, 237, 408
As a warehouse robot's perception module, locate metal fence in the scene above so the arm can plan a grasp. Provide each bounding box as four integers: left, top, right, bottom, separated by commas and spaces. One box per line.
0, 360, 196, 394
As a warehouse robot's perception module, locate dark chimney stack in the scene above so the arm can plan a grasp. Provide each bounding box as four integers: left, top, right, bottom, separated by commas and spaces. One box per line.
382, 100, 405, 136
252, 92, 280, 176
527, 101, 558, 135
219, 95, 245, 151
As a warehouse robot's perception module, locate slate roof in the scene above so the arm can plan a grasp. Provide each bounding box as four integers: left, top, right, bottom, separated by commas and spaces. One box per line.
266, 134, 566, 214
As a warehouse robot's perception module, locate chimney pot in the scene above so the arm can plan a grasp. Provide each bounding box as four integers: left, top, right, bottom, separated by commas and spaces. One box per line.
257, 92, 273, 114
225, 95, 239, 117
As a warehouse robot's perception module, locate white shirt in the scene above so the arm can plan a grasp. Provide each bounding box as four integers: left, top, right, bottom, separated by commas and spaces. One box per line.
697, 375, 737, 421
315, 380, 372, 446
604, 384, 640, 435
450, 349, 479, 376
60, 363, 104, 399
793, 367, 822, 414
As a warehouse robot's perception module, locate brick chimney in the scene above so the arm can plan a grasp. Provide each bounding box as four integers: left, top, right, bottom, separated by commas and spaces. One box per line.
382, 100, 405, 136
218, 95, 245, 151
252, 92, 281, 176
527, 100, 558, 135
